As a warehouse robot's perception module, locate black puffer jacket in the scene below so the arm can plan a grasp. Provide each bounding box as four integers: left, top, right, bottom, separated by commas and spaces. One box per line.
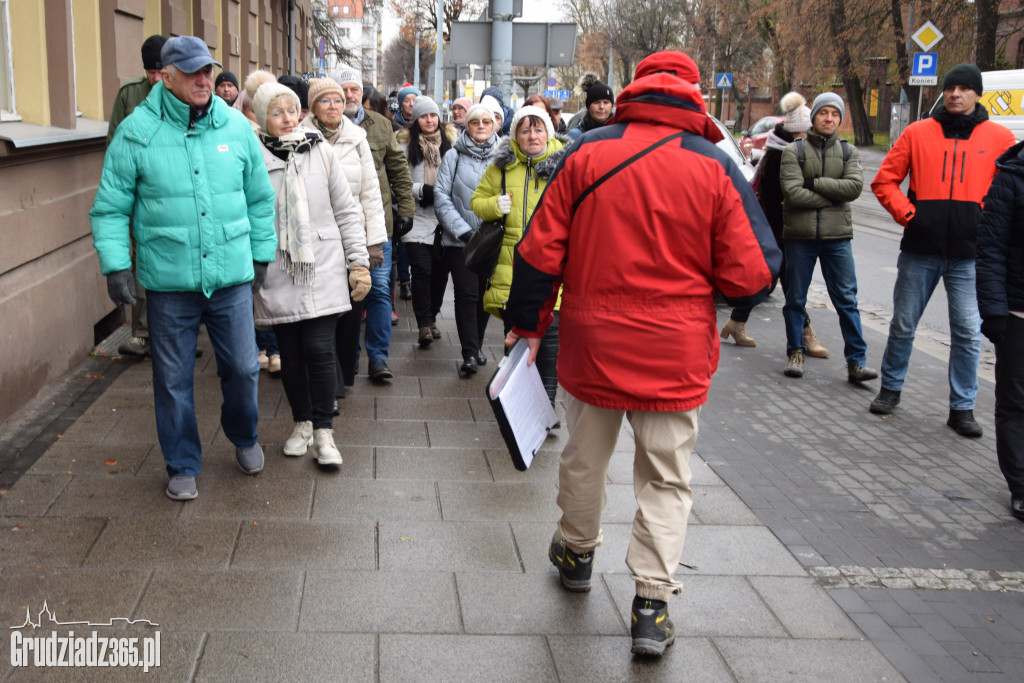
977, 139, 1024, 320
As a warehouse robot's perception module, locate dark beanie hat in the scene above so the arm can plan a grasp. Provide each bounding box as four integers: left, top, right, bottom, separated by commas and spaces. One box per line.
215, 71, 239, 90
942, 63, 983, 95
586, 81, 614, 107
277, 74, 309, 110
141, 35, 167, 70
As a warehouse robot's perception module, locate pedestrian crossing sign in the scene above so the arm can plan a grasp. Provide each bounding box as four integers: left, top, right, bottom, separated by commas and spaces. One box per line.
716, 73, 733, 89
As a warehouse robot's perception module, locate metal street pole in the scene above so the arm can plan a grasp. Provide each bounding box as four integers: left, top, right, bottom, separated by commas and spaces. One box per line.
434, 0, 444, 104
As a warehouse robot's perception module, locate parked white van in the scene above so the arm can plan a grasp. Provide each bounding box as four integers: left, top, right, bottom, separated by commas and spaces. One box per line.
928, 69, 1024, 140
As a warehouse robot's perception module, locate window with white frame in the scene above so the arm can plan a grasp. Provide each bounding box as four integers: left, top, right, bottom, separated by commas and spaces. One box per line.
339, 27, 349, 38
0, 0, 17, 120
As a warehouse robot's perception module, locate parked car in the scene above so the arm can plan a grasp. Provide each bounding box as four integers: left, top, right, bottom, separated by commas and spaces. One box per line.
739, 115, 784, 161
710, 114, 755, 181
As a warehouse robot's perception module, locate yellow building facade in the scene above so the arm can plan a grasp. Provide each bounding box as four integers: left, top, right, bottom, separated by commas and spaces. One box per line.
0, 0, 313, 425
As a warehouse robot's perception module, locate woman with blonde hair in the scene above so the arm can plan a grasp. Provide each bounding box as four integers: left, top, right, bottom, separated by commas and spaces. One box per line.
247, 71, 371, 466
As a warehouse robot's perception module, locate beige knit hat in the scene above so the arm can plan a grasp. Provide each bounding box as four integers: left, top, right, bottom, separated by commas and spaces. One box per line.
780, 92, 811, 133
307, 77, 345, 107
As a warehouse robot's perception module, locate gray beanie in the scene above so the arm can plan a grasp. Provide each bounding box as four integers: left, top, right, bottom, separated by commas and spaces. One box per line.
810, 92, 845, 126
410, 96, 440, 122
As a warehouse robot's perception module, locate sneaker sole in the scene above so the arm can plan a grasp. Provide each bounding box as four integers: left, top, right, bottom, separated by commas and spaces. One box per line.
869, 403, 897, 415
631, 634, 675, 656
316, 452, 343, 466
165, 487, 198, 501
548, 544, 592, 592
283, 437, 312, 457
805, 350, 829, 358
784, 370, 803, 378
236, 461, 263, 475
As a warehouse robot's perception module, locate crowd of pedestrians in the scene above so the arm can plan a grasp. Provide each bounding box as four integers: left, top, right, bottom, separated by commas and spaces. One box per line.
90, 34, 1023, 658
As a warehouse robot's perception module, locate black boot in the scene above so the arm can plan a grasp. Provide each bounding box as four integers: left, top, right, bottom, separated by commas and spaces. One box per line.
947, 409, 983, 438
869, 388, 901, 415
459, 353, 478, 378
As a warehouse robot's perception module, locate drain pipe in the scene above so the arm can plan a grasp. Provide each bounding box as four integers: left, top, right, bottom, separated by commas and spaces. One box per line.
288, 0, 296, 75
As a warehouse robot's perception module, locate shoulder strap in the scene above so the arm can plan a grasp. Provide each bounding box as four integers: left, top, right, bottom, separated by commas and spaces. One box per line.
571, 131, 686, 215
839, 139, 850, 163
795, 138, 806, 167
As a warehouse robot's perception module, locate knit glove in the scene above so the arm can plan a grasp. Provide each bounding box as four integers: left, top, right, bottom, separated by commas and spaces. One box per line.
106, 269, 137, 306
982, 317, 1007, 345
457, 230, 472, 244
349, 264, 372, 302
497, 194, 512, 215
367, 243, 384, 270
251, 262, 269, 294
420, 184, 435, 207
802, 178, 815, 191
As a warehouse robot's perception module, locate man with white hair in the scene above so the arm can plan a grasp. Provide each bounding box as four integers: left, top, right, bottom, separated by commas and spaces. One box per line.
90, 36, 276, 500
335, 66, 415, 381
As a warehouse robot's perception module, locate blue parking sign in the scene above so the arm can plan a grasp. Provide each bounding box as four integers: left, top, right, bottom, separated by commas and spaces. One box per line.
912, 53, 938, 77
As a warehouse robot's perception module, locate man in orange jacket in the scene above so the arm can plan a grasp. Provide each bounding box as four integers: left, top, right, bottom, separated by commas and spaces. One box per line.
504, 51, 781, 657
871, 63, 1015, 437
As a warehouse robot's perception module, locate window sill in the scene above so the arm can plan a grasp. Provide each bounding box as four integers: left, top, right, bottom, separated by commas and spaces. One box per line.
0, 117, 106, 148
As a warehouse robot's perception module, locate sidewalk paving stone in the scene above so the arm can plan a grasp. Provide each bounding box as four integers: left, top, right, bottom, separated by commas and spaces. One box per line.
196, 633, 375, 681
545, 635, 734, 682
83, 518, 239, 568
378, 634, 557, 682
376, 520, 521, 572
230, 520, 375, 570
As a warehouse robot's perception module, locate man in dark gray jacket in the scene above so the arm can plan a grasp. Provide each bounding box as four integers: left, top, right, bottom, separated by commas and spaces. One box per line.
779, 92, 877, 384
336, 67, 415, 381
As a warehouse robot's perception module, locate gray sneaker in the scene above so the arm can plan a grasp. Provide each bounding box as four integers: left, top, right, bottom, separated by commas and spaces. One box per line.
235, 443, 264, 474
784, 350, 804, 378
118, 336, 151, 357
166, 475, 197, 500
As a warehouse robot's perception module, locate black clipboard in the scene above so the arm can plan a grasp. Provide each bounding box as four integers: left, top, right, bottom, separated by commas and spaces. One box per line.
486, 339, 559, 470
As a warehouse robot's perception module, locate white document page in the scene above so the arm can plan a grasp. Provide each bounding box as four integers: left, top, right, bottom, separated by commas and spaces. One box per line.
489, 339, 558, 468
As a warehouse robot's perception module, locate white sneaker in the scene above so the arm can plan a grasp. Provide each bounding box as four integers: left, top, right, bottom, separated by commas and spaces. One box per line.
313, 428, 342, 466
283, 421, 314, 456
258, 350, 269, 370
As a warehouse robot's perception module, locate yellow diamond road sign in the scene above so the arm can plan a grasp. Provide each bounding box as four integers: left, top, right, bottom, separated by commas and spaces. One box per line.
911, 21, 944, 52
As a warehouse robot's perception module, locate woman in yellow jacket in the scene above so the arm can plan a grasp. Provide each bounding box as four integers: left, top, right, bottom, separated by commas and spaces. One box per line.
471, 106, 565, 406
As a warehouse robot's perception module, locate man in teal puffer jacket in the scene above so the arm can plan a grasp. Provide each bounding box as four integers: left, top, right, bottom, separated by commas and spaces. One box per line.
90, 36, 276, 501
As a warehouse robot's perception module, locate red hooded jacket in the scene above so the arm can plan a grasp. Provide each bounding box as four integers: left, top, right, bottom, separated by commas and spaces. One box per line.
504, 73, 781, 411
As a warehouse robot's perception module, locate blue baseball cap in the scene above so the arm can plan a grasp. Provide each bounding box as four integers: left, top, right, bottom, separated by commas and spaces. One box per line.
160, 36, 222, 73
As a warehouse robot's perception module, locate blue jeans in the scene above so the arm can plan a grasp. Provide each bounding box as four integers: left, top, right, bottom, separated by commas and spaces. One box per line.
879, 252, 980, 409
783, 239, 867, 365
255, 327, 279, 356
365, 239, 393, 362
147, 284, 260, 478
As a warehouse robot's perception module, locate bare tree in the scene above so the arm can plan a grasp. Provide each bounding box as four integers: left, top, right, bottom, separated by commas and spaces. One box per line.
382, 34, 435, 90
311, 0, 359, 66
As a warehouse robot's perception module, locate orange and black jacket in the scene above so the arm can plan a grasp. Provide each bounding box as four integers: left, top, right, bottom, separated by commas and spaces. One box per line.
872, 105, 1015, 259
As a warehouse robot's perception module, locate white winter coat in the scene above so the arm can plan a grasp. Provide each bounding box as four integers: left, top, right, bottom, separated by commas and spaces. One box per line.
302, 114, 387, 248
254, 139, 369, 326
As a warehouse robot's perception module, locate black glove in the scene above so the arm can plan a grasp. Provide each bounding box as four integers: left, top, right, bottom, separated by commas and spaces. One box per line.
420, 184, 435, 207
252, 262, 269, 294
106, 269, 137, 306
395, 215, 414, 238
982, 317, 1008, 345
457, 230, 472, 244
802, 178, 815, 191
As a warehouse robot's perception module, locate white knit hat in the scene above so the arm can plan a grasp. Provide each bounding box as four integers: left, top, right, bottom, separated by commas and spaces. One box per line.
479, 95, 503, 122
510, 105, 554, 140
465, 102, 496, 124
780, 92, 811, 133
252, 82, 300, 131
334, 65, 362, 88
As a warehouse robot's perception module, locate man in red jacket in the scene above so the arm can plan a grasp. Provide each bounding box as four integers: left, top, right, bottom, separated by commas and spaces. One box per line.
871, 63, 1015, 437
504, 51, 781, 657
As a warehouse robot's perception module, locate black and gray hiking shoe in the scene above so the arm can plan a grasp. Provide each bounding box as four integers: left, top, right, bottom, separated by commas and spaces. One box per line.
548, 532, 594, 592
631, 595, 675, 656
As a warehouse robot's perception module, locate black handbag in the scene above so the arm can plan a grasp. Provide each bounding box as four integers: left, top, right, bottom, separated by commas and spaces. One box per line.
464, 169, 506, 277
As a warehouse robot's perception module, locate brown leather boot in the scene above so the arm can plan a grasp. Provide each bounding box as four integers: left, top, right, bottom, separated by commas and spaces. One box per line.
418, 326, 433, 348
720, 319, 756, 347
803, 325, 829, 358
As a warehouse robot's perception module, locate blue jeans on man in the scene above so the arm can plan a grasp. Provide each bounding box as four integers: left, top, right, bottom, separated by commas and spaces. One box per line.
147, 283, 260, 478
879, 252, 980, 409
783, 238, 868, 364
365, 239, 393, 364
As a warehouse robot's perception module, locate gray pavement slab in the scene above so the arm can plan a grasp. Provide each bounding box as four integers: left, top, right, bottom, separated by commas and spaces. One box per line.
545, 635, 734, 682
299, 570, 461, 633
379, 634, 558, 682
714, 637, 903, 682
230, 520, 375, 570
196, 633, 375, 681
375, 446, 492, 481
83, 518, 239, 569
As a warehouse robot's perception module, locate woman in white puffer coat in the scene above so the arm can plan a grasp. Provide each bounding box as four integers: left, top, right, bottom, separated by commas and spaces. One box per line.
302, 77, 388, 398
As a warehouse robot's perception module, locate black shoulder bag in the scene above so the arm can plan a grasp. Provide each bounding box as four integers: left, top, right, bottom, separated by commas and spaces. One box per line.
464, 167, 506, 277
